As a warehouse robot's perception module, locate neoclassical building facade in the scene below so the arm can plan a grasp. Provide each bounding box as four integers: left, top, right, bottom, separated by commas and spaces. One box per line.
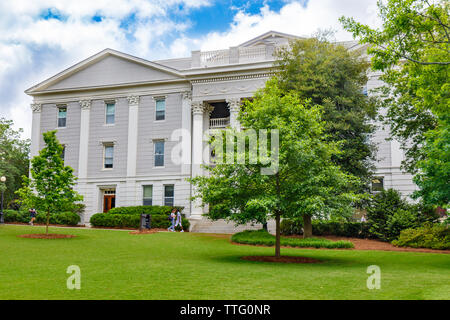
26, 31, 416, 228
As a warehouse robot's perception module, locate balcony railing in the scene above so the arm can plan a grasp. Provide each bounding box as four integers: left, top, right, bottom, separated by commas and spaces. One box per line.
209, 117, 230, 128
191, 44, 275, 68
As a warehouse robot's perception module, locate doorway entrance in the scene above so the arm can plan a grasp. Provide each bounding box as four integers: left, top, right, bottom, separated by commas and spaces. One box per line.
103, 189, 116, 213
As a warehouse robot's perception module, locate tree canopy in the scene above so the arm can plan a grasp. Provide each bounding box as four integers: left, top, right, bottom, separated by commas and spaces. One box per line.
0, 118, 30, 207
189, 79, 361, 257
16, 130, 82, 234
340, 0, 449, 207
275, 37, 379, 190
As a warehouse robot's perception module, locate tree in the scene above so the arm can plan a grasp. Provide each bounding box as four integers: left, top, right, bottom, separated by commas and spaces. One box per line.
16, 131, 82, 234
275, 37, 379, 191
340, 0, 449, 181
0, 118, 30, 207
189, 79, 361, 257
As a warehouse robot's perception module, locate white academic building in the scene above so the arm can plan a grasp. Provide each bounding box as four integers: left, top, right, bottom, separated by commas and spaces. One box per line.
26, 31, 416, 231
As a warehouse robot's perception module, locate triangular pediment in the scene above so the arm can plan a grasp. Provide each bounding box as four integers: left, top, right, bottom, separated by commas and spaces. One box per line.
26, 49, 185, 94
239, 31, 304, 47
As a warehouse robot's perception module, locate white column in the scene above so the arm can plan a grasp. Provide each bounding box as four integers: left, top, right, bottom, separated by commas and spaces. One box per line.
78, 99, 91, 179
126, 95, 140, 206
226, 98, 241, 131
30, 103, 42, 158
77, 99, 91, 225
190, 101, 205, 218
390, 138, 404, 168
181, 92, 192, 175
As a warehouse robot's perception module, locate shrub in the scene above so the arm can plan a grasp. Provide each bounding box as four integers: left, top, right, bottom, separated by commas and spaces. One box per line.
281, 218, 371, 238
90, 213, 140, 228
90, 213, 190, 230
366, 189, 439, 241
108, 205, 184, 216
3, 210, 80, 225
3, 210, 29, 223
232, 229, 354, 249
392, 223, 450, 250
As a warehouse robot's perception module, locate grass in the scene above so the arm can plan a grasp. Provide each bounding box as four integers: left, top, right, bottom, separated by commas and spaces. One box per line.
231, 229, 354, 248
0, 224, 449, 300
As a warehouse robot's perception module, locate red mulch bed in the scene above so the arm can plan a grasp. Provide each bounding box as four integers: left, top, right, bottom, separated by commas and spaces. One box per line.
288, 235, 449, 254
129, 228, 168, 234
242, 256, 321, 264
18, 234, 76, 239
6, 222, 85, 228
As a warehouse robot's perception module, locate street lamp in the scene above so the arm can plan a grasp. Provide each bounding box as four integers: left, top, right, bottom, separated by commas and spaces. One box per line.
0, 176, 5, 224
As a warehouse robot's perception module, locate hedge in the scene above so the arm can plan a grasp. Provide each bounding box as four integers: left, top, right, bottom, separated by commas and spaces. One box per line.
108, 205, 184, 215
90, 213, 190, 230
281, 219, 371, 238
3, 210, 80, 225
232, 230, 354, 249
392, 223, 450, 250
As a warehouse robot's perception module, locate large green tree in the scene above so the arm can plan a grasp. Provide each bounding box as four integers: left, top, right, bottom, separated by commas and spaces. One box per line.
340, 0, 449, 207
275, 37, 379, 190
16, 131, 82, 234
189, 79, 361, 257
0, 118, 30, 207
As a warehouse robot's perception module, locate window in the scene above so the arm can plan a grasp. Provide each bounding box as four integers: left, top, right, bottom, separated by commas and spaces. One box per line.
155, 99, 165, 121
61, 145, 65, 161
154, 141, 164, 167
143, 185, 153, 206
58, 106, 67, 127
164, 185, 174, 206
104, 144, 114, 169
372, 177, 384, 192
105, 102, 115, 124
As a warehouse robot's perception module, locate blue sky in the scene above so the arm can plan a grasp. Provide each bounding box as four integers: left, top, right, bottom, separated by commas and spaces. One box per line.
0, 0, 379, 138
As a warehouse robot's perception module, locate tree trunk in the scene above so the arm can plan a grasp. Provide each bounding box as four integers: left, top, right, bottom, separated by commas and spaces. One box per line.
262, 221, 268, 231
303, 215, 312, 238
275, 213, 281, 258
46, 209, 50, 235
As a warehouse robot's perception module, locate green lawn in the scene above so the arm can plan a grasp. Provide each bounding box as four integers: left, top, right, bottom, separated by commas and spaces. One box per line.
0, 224, 449, 300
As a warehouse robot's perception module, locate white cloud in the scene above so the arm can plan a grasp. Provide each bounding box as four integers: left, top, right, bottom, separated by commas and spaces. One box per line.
0, 0, 380, 140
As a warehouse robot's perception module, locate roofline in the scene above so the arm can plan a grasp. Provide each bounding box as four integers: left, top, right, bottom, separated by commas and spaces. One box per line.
25, 48, 185, 95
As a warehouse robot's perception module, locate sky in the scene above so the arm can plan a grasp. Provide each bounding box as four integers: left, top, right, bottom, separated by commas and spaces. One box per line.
0, 0, 381, 139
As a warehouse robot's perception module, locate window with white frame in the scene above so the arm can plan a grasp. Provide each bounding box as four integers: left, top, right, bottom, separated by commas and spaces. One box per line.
104, 144, 114, 169
57, 106, 67, 127
154, 140, 164, 167
164, 185, 174, 206
105, 102, 115, 124
142, 185, 153, 206
155, 99, 165, 121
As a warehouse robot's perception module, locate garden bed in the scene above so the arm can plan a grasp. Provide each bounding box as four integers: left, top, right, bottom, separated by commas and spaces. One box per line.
17, 234, 76, 239
241, 256, 321, 264
231, 230, 354, 249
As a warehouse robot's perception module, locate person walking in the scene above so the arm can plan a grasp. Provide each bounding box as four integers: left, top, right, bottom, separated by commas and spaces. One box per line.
174, 209, 184, 232
28, 208, 37, 226
167, 209, 176, 232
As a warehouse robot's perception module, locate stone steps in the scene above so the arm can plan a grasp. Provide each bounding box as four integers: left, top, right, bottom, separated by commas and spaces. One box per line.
188, 218, 276, 234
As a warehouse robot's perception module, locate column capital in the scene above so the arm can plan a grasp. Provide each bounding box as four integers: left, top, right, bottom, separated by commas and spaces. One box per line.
226, 97, 241, 112
191, 101, 204, 115
181, 91, 192, 101
79, 99, 92, 110
204, 102, 214, 116
31, 103, 42, 113
127, 95, 140, 106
